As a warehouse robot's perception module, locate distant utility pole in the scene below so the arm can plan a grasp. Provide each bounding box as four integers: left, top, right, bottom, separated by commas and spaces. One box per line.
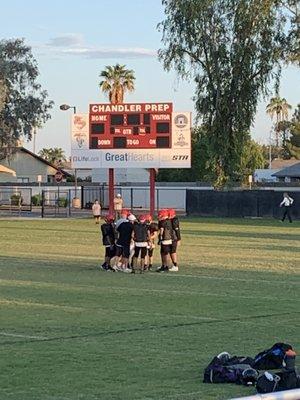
269, 128, 272, 169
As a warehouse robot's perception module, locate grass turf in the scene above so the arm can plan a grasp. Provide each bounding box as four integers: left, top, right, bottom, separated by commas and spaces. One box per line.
0, 217, 299, 400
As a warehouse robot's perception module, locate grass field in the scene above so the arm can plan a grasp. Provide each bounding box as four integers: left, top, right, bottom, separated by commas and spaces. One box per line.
0, 217, 299, 400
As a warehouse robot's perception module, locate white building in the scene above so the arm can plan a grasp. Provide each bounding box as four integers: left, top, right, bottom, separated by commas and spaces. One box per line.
254, 159, 299, 183
91, 168, 149, 184
0, 147, 70, 183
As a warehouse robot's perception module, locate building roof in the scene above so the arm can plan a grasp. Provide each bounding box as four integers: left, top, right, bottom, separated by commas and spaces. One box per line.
272, 161, 300, 178
0, 164, 16, 176
271, 158, 299, 169
18, 147, 71, 177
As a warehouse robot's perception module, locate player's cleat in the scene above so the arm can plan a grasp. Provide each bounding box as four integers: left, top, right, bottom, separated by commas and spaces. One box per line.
156, 265, 169, 272
107, 265, 115, 272
123, 268, 132, 273
101, 262, 108, 270
169, 266, 178, 272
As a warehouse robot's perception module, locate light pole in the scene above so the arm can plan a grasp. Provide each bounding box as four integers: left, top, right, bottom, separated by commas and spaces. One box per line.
33, 127, 38, 154
269, 127, 273, 169
59, 104, 78, 201
59, 104, 77, 114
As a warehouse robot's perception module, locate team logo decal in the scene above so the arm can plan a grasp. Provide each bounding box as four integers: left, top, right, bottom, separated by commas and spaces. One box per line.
174, 114, 188, 128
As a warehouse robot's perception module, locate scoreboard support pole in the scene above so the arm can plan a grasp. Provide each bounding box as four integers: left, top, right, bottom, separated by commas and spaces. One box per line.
150, 168, 156, 217
108, 168, 114, 215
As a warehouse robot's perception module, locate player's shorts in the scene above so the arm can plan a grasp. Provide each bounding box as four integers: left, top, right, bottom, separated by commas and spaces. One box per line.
170, 240, 177, 254
134, 246, 147, 259
105, 245, 116, 258
160, 244, 172, 256
116, 244, 130, 258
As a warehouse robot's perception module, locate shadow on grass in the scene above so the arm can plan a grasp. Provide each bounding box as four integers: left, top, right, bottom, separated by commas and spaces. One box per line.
1, 309, 299, 347
183, 216, 300, 228
0, 255, 96, 270
183, 229, 300, 242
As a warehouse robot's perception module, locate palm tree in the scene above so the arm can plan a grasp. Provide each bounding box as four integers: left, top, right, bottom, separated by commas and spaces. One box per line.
266, 96, 292, 146
99, 64, 135, 104
38, 147, 67, 167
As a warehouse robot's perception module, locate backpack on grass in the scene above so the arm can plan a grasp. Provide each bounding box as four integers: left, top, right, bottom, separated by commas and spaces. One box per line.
203, 354, 255, 385
253, 342, 293, 370
256, 370, 300, 394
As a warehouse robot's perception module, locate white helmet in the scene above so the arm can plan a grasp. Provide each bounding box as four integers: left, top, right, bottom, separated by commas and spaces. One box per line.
128, 214, 136, 221
117, 193, 121, 198
217, 352, 231, 363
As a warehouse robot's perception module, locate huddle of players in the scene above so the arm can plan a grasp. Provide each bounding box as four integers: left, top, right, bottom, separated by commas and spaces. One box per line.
100, 208, 181, 273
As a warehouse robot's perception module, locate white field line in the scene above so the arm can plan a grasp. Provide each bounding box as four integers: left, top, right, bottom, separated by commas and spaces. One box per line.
0, 332, 48, 340
0, 299, 83, 312
0, 297, 216, 321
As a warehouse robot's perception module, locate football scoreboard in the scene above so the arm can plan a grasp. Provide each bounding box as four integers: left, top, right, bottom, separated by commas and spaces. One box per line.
89, 102, 173, 149
71, 102, 191, 169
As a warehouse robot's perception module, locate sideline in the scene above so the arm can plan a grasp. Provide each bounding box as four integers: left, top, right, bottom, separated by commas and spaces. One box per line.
0, 332, 48, 340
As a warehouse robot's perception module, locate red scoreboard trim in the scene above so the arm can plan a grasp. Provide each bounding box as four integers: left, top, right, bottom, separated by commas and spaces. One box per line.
89, 102, 173, 150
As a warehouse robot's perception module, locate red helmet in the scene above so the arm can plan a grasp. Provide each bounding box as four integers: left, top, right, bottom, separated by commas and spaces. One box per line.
158, 209, 168, 220
139, 214, 147, 223
144, 214, 152, 223
121, 208, 130, 218
168, 209, 176, 218
105, 214, 115, 223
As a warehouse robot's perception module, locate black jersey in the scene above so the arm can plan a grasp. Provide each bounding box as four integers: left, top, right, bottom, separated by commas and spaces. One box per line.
133, 223, 149, 243
171, 216, 181, 241
101, 223, 115, 246
116, 221, 133, 246
160, 219, 174, 241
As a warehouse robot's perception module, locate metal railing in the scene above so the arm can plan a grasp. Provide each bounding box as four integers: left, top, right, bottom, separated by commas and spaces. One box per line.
0, 187, 32, 213
41, 189, 69, 218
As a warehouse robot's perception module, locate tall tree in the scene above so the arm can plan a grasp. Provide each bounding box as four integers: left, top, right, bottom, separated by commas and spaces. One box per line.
282, 0, 300, 65
238, 139, 265, 182
99, 64, 135, 104
157, 127, 265, 183
158, 0, 287, 186
285, 104, 300, 159
38, 147, 67, 167
266, 96, 292, 146
0, 38, 53, 159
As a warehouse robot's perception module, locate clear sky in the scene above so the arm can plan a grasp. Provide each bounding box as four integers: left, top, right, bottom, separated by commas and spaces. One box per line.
1, 0, 299, 156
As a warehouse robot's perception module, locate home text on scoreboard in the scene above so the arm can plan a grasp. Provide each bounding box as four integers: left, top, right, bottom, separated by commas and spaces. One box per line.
89, 102, 173, 150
